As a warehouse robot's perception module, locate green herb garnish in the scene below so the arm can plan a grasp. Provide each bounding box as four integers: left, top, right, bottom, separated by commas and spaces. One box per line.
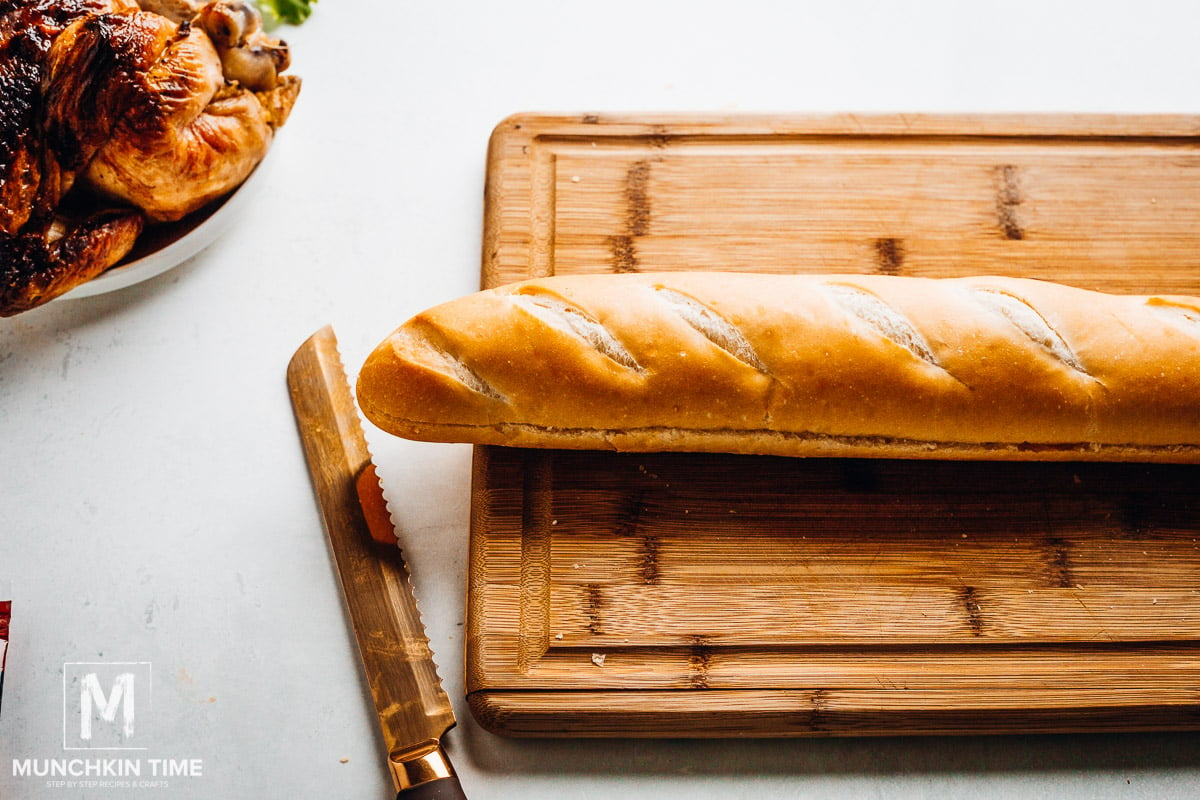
257, 0, 316, 26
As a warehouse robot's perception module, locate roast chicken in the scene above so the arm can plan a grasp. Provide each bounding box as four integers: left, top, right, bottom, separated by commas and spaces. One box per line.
0, 0, 300, 316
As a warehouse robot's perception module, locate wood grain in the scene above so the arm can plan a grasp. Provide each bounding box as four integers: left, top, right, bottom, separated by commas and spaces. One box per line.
467, 113, 1200, 737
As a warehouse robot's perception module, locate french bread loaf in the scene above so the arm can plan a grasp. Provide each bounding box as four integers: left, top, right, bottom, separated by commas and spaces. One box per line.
356, 272, 1200, 462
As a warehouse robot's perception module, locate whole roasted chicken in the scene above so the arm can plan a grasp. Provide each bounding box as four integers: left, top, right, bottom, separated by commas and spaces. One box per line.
0, 0, 300, 315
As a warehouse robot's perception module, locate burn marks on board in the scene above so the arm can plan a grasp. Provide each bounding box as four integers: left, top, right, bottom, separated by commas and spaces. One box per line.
688, 635, 714, 689
612, 487, 662, 585
807, 689, 830, 732
995, 164, 1026, 240
584, 583, 605, 635
1044, 536, 1075, 588
609, 159, 653, 272
958, 585, 986, 636
874, 237, 905, 275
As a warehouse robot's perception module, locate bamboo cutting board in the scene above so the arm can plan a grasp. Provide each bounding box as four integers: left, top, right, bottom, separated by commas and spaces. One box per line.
464, 113, 1200, 737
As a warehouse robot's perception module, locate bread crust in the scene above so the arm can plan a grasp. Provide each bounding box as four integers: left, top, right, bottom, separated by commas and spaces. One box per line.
356, 273, 1200, 462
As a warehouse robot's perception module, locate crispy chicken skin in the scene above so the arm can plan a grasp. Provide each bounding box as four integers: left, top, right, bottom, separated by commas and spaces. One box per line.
0, 0, 299, 316
0, 209, 143, 315
0, 0, 139, 235
40, 9, 178, 215
81, 14, 299, 221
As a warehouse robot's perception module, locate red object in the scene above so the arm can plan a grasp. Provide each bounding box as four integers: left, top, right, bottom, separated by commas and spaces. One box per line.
0, 599, 9, 714
355, 463, 398, 546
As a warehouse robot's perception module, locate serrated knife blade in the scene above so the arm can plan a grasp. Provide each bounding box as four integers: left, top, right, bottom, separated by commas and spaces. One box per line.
287, 325, 465, 800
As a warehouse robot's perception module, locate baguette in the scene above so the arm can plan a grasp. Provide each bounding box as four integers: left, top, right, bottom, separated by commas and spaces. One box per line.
356, 272, 1200, 462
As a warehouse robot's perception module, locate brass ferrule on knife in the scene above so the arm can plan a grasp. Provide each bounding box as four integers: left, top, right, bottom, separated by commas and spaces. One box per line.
389, 739, 455, 792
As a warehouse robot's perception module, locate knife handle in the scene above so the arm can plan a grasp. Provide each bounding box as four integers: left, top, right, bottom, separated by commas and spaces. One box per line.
392, 742, 466, 799
396, 775, 466, 799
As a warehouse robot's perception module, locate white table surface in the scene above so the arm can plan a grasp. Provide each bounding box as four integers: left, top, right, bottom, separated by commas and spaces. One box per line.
3, 1, 1200, 797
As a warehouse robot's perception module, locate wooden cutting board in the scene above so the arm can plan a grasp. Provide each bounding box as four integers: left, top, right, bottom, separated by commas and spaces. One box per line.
464, 113, 1200, 737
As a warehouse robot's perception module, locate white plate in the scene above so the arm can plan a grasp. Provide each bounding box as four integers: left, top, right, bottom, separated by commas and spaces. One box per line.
59, 152, 273, 300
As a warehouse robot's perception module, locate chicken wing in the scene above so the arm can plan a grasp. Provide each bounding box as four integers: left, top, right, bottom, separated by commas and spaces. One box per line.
1, 209, 143, 316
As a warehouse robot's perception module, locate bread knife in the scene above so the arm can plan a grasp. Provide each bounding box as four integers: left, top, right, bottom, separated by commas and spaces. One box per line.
287, 325, 466, 800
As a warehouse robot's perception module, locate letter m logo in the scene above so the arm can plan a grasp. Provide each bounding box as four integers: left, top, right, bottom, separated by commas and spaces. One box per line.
80, 672, 135, 741
63, 662, 152, 750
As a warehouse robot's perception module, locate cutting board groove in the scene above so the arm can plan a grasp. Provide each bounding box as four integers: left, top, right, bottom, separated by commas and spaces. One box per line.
467, 113, 1200, 737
